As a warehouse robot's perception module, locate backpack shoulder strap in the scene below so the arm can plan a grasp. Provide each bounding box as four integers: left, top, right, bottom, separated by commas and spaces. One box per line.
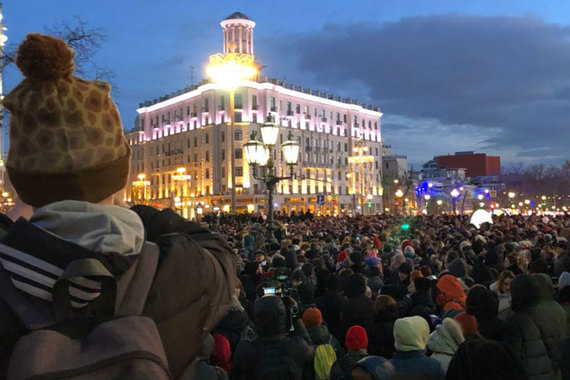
0, 243, 52, 330
116, 242, 159, 316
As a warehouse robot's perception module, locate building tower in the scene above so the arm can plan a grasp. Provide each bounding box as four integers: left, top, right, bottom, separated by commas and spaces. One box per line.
221, 12, 255, 55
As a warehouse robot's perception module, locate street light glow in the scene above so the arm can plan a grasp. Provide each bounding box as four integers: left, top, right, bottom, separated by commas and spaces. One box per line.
206, 52, 258, 88
450, 189, 460, 198
395, 189, 404, 198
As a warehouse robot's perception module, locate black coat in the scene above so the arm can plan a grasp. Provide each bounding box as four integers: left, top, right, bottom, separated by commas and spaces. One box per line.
231, 296, 313, 380
340, 295, 375, 340
316, 290, 349, 342
368, 307, 398, 359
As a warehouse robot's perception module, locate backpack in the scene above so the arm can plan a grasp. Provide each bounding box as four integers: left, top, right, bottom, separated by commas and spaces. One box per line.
0, 242, 171, 380
252, 338, 297, 380
314, 338, 336, 380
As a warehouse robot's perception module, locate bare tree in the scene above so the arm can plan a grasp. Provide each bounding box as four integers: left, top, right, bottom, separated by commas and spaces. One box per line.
2, 16, 116, 88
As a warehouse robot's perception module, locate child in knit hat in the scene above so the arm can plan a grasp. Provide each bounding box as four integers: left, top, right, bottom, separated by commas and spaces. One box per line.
0, 33, 237, 379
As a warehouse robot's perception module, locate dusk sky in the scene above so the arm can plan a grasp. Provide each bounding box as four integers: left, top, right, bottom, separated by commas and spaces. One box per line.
3, 0, 570, 168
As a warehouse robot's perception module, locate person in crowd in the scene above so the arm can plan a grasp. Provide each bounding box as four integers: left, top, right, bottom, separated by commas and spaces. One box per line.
368, 295, 398, 359
330, 325, 369, 380
504, 273, 565, 380
446, 339, 529, 380
504, 253, 523, 275
390, 316, 445, 380
351, 356, 395, 380
193, 334, 229, 380
214, 292, 255, 355
340, 273, 375, 338
301, 307, 343, 356
490, 270, 514, 321
292, 268, 316, 307
316, 273, 349, 342
426, 318, 465, 372
466, 285, 504, 341
211, 333, 232, 377
231, 296, 314, 380
434, 274, 466, 319
0, 34, 237, 379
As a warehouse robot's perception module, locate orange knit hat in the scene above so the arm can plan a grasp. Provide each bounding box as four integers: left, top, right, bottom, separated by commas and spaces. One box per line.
302, 307, 322, 328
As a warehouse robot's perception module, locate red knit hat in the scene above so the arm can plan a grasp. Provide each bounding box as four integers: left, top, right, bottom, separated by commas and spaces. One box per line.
337, 250, 350, 263
302, 307, 323, 328
345, 325, 368, 350
454, 312, 478, 337
211, 333, 231, 375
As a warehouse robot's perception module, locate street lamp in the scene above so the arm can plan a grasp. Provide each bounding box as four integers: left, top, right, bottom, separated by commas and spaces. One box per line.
132, 173, 150, 205
206, 51, 258, 213
508, 192, 516, 199
244, 117, 299, 244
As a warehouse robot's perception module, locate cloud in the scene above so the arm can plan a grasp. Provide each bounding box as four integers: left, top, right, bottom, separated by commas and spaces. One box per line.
282, 14, 570, 163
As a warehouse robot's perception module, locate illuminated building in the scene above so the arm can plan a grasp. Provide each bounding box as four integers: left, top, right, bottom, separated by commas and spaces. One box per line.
126, 12, 384, 217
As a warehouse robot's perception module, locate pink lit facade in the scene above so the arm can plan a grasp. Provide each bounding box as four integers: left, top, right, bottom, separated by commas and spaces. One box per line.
126, 13, 384, 217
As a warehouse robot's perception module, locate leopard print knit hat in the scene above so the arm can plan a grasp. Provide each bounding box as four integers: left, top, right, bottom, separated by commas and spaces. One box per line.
3, 33, 130, 207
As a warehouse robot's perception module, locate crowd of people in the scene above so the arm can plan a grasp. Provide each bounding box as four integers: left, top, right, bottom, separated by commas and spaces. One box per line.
0, 32, 568, 380
200, 211, 570, 380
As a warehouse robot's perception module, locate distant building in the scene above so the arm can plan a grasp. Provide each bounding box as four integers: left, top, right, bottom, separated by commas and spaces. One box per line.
126, 12, 387, 218
436, 151, 500, 178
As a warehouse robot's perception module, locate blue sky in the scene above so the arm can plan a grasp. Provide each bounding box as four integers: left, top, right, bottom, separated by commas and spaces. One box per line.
3, 0, 570, 167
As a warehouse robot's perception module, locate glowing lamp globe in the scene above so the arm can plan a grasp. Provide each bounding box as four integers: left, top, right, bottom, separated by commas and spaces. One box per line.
206, 52, 257, 88
281, 133, 300, 166
260, 116, 280, 146
395, 189, 404, 198
450, 189, 460, 198
470, 209, 493, 229
244, 134, 265, 166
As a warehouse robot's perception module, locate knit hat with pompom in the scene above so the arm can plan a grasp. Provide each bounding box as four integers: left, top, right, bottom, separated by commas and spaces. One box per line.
3, 33, 130, 207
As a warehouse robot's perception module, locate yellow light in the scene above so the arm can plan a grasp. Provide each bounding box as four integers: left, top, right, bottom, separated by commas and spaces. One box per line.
428, 182, 433, 188
508, 192, 516, 198
394, 179, 399, 184
395, 189, 404, 198
137, 173, 146, 181
404, 198, 409, 202
524, 199, 530, 205
495, 203, 500, 208
479, 202, 485, 207
436, 199, 443, 205
367, 194, 373, 200
424, 194, 431, 200
177, 167, 186, 174
477, 194, 484, 200
206, 52, 258, 88
541, 195, 546, 200
174, 197, 181, 202
518, 202, 523, 206
1, 192, 8, 197
384, 208, 390, 212
223, 204, 230, 212
247, 204, 255, 213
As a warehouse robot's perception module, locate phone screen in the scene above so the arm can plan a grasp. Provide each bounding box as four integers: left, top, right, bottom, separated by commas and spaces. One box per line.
263, 287, 276, 295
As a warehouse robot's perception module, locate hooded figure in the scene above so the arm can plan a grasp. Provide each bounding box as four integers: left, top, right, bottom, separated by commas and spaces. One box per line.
316, 274, 349, 342
232, 296, 314, 380
390, 316, 445, 380
504, 274, 566, 380
427, 318, 465, 372
435, 274, 466, 318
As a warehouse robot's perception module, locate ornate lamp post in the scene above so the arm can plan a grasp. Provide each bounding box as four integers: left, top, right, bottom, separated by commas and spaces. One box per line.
206, 51, 258, 214
244, 115, 299, 244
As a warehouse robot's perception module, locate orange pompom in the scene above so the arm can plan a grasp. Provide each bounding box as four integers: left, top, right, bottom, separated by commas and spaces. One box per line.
16, 33, 75, 81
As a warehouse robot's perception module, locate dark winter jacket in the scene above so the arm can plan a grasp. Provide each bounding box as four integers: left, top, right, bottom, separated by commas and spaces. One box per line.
389, 349, 445, 380
466, 285, 504, 341
316, 289, 349, 341
231, 296, 313, 380
504, 274, 565, 380
340, 274, 375, 338
306, 325, 344, 356
408, 291, 436, 330
192, 334, 229, 380
329, 350, 368, 380
214, 309, 254, 354
368, 305, 398, 359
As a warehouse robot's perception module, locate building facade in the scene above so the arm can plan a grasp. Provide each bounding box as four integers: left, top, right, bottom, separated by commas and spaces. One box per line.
126, 12, 384, 218
436, 151, 500, 178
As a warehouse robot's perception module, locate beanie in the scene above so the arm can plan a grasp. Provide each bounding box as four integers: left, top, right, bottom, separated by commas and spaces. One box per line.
414, 277, 432, 293
410, 269, 423, 283
346, 325, 368, 350
399, 262, 412, 275
394, 316, 429, 351
211, 333, 231, 375
454, 312, 478, 337
302, 307, 322, 328
4, 34, 130, 207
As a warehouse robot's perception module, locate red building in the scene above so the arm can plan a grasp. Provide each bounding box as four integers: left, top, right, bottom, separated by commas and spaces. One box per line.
436, 152, 500, 177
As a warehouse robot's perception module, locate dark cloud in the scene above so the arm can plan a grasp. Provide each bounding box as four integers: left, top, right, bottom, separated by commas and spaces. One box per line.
381, 122, 412, 131
284, 14, 570, 162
